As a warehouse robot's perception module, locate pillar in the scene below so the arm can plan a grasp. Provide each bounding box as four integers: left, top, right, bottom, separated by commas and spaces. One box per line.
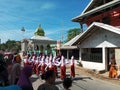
67, 50, 69, 60
102, 47, 106, 70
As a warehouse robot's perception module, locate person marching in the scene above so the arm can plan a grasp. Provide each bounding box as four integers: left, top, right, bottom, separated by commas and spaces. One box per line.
70, 56, 75, 78
35, 56, 41, 76
53, 56, 59, 77
46, 55, 54, 71
32, 55, 37, 74
23, 55, 29, 67
60, 56, 66, 80
40, 55, 46, 75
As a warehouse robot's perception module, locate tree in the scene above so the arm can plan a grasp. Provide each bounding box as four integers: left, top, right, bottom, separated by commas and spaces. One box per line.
0, 40, 21, 52
67, 28, 81, 41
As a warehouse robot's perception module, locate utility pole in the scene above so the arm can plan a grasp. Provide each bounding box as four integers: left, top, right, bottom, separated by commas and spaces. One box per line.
61, 20, 64, 43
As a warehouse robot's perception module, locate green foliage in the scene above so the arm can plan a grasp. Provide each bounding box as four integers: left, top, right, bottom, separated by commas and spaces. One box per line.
67, 28, 81, 41
0, 40, 21, 52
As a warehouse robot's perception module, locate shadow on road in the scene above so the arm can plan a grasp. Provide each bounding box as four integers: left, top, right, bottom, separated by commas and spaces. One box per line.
73, 76, 93, 81
55, 76, 93, 85
72, 77, 93, 90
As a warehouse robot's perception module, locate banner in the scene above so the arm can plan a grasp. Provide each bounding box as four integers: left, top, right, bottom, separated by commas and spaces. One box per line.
57, 40, 61, 50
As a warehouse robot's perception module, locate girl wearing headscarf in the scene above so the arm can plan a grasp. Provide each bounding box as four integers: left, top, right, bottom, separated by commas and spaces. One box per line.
60, 56, 66, 80
17, 65, 33, 90
35, 56, 41, 76
23, 55, 29, 67
46, 55, 54, 71
40, 55, 46, 75
70, 56, 75, 78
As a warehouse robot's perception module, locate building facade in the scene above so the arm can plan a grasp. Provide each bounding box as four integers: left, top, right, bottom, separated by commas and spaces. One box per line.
72, 0, 120, 71
21, 25, 56, 56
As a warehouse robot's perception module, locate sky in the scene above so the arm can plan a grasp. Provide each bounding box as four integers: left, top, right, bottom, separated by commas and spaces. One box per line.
0, 0, 90, 43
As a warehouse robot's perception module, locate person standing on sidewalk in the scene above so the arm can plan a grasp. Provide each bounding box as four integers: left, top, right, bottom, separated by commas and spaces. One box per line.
109, 55, 118, 78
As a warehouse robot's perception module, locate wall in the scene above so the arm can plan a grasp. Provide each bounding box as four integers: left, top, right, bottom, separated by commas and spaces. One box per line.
79, 28, 120, 48
85, 7, 120, 26
81, 61, 105, 71
115, 48, 120, 65
21, 41, 28, 52
78, 28, 120, 71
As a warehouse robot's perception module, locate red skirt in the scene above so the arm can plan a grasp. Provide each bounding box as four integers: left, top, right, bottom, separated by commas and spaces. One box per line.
60, 65, 66, 80
36, 64, 40, 76
54, 65, 58, 77
70, 64, 75, 77
41, 64, 46, 74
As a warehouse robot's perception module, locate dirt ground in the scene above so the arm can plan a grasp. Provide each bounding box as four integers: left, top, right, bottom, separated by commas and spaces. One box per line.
74, 65, 120, 86
31, 64, 120, 90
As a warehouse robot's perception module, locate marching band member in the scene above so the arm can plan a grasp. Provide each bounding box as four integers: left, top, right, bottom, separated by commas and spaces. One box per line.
45, 56, 49, 66
28, 56, 33, 65
40, 55, 46, 75
32, 55, 37, 73
53, 56, 58, 77
23, 55, 28, 67
45, 55, 54, 71
60, 55, 66, 80
35, 56, 40, 76
70, 56, 75, 78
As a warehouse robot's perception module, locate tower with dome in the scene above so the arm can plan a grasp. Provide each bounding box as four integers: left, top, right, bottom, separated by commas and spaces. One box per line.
21, 24, 56, 56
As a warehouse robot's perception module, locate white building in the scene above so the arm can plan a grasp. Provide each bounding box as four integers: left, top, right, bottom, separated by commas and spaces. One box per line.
21, 25, 56, 56
71, 0, 120, 71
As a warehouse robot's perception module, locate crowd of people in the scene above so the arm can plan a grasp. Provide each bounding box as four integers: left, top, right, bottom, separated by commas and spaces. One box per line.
0, 50, 75, 90
23, 53, 75, 80
2, 49, 120, 89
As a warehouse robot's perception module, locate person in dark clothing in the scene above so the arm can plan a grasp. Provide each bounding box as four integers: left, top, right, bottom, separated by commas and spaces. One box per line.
62, 77, 72, 90
37, 70, 59, 90
0, 60, 9, 86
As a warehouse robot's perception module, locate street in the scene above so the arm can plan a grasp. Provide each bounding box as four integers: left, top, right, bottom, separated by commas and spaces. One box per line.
31, 65, 120, 90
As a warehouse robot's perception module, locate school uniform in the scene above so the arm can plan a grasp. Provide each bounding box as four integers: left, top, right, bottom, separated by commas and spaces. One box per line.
70, 56, 75, 78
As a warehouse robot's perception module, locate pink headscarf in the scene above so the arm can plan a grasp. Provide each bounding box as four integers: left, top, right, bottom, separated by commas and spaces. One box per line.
17, 65, 33, 88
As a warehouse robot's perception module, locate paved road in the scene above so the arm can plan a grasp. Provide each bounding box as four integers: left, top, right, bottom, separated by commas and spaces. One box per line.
31, 70, 120, 90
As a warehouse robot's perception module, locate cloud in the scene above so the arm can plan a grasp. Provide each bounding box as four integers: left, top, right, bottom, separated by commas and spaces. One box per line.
0, 29, 34, 43
0, 0, 81, 43
0, 30, 21, 43
45, 26, 78, 40
0, 25, 79, 43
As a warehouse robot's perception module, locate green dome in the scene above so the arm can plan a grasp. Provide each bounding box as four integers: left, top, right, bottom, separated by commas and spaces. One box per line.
34, 24, 45, 36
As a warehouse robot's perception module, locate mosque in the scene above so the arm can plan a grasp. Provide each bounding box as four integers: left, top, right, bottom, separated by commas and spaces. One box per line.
21, 25, 56, 56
